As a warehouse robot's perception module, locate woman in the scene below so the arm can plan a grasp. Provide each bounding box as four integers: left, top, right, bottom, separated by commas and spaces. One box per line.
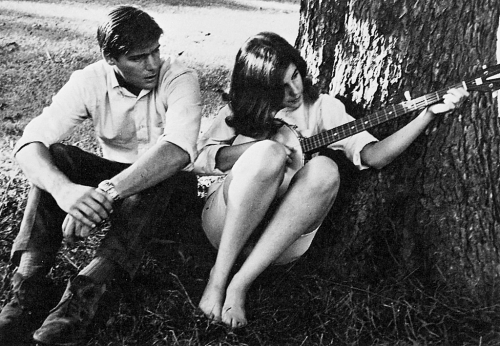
194, 32, 468, 328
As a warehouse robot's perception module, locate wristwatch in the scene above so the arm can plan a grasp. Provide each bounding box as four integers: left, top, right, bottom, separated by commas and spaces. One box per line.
98, 180, 122, 201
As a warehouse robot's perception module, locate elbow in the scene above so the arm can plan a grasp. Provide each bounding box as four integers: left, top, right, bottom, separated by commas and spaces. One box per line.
360, 146, 394, 170
175, 150, 191, 169
161, 141, 191, 170
370, 162, 387, 170
366, 160, 385, 170
363, 156, 391, 170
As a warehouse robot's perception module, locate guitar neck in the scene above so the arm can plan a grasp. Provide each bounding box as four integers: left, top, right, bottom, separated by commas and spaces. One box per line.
301, 82, 464, 154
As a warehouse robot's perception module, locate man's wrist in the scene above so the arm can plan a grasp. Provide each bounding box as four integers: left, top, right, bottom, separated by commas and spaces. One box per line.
97, 180, 122, 201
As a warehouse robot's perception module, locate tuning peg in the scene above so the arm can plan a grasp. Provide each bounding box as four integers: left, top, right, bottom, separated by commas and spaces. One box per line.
483, 65, 488, 69
404, 91, 412, 101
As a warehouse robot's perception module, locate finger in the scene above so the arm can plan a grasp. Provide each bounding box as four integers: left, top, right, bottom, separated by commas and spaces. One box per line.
75, 221, 92, 238
449, 87, 469, 98
93, 189, 115, 212
441, 92, 463, 111
69, 209, 96, 228
446, 88, 469, 104
62, 215, 71, 237
62, 215, 77, 243
74, 219, 83, 238
74, 197, 113, 225
83, 195, 112, 220
77, 204, 104, 225
80, 224, 92, 238
441, 96, 457, 109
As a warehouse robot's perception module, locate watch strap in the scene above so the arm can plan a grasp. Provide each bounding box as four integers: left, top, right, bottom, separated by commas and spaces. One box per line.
98, 180, 121, 201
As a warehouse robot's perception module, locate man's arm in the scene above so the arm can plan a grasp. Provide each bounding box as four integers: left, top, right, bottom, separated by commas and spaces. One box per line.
108, 140, 190, 198
360, 88, 469, 169
108, 62, 202, 197
17, 140, 189, 241
15, 142, 114, 228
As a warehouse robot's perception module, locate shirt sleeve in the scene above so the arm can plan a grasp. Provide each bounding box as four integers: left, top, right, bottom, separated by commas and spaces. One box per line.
12, 70, 90, 156
157, 60, 202, 169
193, 105, 236, 175
320, 95, 378, 170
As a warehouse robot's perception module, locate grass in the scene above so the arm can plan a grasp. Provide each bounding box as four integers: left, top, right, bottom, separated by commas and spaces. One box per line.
1, 1, 500, 345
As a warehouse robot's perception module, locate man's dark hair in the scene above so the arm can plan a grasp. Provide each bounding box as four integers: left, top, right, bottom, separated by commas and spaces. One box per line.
97, 5, 163, 58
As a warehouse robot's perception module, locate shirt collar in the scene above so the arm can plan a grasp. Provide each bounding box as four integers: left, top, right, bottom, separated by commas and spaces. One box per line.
105, 62, 120, 89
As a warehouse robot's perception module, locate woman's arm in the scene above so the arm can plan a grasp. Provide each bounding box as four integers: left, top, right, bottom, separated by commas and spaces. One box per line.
360, 88, 469, 169
214, 141, 258, 172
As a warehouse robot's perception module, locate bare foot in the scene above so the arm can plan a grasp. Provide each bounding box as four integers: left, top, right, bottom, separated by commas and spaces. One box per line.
221, 279, 249, 328
199, 269, 225, 322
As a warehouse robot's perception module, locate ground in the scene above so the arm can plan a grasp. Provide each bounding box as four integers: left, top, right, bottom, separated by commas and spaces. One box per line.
1, 1, 500, 345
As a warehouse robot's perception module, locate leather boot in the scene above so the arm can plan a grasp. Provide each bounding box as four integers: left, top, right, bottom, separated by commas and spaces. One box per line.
33, 275, 106, 346
0, 272, 57, 343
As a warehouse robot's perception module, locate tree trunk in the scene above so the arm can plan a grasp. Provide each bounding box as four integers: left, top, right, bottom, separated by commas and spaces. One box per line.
297, 0, 500, 296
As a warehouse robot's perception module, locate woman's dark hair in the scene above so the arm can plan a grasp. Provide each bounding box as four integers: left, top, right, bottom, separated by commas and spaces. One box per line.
97, 5, 163, 59
225, 32, 318, 137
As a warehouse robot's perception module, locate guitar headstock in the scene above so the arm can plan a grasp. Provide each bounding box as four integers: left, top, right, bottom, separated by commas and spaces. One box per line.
466, 64, 500, 92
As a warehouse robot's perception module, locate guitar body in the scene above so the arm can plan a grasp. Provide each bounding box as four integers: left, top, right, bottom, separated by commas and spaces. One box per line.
233, 123, 305, 197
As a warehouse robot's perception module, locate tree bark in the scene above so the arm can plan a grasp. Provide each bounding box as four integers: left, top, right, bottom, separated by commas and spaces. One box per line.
297, 0, 500, 296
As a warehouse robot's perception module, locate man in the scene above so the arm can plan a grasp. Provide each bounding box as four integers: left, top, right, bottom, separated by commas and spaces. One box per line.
0, 5, 201, 345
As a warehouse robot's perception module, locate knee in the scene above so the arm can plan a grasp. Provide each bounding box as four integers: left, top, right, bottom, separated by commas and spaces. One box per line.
48, 143, 73, 173
48, 143, 69, 160
303, 156, 340, 198
237, 140, 288, 180
48, 144, 92, 180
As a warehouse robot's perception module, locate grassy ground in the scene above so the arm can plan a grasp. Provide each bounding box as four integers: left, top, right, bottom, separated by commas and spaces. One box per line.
1, 1, 500, 345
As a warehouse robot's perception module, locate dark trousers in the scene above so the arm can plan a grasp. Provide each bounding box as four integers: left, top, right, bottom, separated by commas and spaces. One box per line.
11, 144, 197, 277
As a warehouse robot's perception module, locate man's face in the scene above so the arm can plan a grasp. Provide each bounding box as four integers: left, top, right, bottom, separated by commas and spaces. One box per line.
106, 40, 161, 90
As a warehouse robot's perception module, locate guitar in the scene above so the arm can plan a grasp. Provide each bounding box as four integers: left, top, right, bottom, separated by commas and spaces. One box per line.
234, 64, 500, 195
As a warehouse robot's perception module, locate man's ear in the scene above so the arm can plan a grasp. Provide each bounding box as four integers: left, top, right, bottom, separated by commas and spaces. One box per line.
103, 52, 117, 66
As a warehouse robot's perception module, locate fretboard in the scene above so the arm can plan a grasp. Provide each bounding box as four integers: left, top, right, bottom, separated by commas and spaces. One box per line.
301, 82, 464, 154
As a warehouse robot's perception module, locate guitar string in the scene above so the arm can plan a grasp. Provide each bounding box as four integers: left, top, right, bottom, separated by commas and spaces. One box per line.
300, 82, 464, 153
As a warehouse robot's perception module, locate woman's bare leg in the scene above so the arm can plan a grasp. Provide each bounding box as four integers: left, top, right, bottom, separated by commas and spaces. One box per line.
221, 156, 340, 327
199, 141, 288, 321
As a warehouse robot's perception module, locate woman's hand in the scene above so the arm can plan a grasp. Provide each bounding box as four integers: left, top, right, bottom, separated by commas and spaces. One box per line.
427, 87, 469, 115
281, 144, 295, 165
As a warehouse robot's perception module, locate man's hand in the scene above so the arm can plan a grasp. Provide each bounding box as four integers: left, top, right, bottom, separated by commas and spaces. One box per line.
62, 214, 95, 243
428, 88, 469, 115
53, 184, 114, 228
14, 143, 114, 239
